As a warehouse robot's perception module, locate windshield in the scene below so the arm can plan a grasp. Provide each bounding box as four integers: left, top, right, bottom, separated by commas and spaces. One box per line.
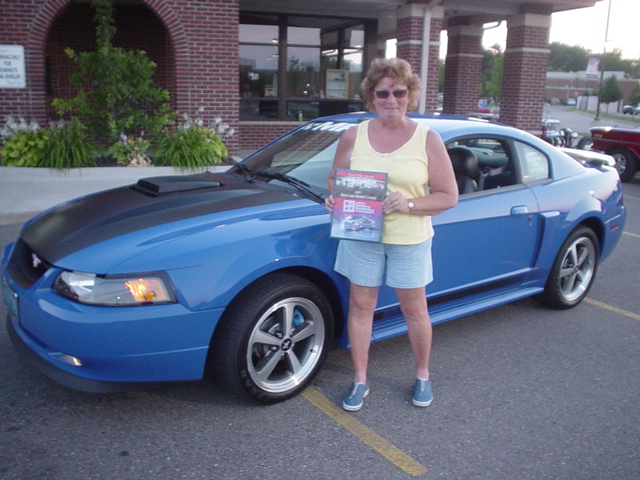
241, 121, 356, 193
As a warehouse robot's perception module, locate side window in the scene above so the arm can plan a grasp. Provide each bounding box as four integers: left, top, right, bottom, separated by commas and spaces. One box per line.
446, 137, 516, 194
515, 142, 550, 182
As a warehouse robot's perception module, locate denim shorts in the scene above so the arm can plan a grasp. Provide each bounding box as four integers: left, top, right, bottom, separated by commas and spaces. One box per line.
334, 238, 433, 289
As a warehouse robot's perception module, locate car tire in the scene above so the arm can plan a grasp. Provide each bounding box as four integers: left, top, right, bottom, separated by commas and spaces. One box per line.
576, 136, 592, 150
608, 148, 638, 182
210, 273, 333, 404
539, 227, 599, 309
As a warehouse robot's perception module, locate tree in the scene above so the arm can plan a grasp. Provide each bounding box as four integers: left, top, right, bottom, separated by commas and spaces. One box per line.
481, 44, 503, 100
548, 42, 589, 72
52, 0, 173, 143
600, 75, 624, 112
628, 81, 640, 106
548, 44, 639, 78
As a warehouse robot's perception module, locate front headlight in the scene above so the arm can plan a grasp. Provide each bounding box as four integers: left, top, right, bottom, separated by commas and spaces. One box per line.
53, 270, 176, 306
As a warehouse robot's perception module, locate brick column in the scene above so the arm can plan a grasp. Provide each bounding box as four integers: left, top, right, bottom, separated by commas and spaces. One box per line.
443, 25, 483, 116
157, 0, 239, 155
500, 13, 551, 133
396, 3, 443, 112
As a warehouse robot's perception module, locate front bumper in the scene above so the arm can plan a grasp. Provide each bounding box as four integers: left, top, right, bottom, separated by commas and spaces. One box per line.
3, 269, 224, 392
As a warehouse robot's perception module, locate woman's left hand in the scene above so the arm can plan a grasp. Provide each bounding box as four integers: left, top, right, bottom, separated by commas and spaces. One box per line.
383, 192, 408, 214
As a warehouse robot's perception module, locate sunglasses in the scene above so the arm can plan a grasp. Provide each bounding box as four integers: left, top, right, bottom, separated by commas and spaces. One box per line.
374, 89, 408, 99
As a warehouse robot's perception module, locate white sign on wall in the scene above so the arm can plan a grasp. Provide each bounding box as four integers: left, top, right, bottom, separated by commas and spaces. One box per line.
0, 45, 26, 88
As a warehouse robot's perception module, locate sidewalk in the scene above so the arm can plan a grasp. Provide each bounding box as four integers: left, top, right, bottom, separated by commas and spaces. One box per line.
0, 165, 228, 224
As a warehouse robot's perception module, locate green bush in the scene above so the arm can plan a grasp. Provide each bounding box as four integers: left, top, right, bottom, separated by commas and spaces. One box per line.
108, 133, 151, 166
153, 112, 231, 168
0, 129, 49, 167
0, 119, 97, 168
43, 119, 98, 168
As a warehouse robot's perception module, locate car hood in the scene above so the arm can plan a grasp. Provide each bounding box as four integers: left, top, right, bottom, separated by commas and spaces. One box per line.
20, 171, 306, 266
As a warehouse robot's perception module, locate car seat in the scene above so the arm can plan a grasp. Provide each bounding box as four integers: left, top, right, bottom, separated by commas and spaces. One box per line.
448, 147, 480, 194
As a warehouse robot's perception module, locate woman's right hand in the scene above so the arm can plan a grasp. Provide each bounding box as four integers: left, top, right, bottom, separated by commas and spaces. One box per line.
324, 195, 335, 213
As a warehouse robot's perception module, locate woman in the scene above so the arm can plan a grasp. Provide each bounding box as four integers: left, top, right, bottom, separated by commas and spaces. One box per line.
325, 58, 458, 411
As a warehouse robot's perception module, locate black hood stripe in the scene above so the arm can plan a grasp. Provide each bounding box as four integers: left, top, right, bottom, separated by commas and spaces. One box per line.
21, 172, 298, 264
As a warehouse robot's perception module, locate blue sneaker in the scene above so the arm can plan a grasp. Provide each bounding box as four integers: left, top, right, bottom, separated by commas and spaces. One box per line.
412, 379, 433, 407
342, 382, 369, 411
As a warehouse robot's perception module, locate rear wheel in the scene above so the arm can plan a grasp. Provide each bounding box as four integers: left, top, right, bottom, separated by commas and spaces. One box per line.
210, 273, 333, 403
539, 227, 599, 309
576, 136, 592, 150
608, 148, 638, 182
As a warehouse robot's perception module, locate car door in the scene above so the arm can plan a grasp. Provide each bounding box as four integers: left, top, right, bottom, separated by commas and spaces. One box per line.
430, 136, 547, 307
375, 136, 546, 316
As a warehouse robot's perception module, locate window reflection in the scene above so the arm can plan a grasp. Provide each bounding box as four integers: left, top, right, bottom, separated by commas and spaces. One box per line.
239, 15, 367, 121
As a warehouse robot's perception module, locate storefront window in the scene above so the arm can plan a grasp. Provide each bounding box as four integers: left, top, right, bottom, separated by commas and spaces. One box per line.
239, 23, 278, 43
240, 14, 369, 121
288, 25, 320, 46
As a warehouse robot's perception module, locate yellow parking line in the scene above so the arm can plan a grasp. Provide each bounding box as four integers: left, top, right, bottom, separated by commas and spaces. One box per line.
624, 194, 640, 201
302, 386, 428, 477
623, 231, 640, 239
585, 298, 640, 321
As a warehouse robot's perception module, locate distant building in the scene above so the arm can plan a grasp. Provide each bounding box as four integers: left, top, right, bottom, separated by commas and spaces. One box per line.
546, 71, 638, 111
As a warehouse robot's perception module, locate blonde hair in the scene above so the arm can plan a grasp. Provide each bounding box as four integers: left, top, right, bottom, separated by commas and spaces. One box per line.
360, 58, 421, 112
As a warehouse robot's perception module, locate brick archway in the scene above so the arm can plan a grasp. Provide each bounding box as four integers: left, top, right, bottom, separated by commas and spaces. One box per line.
11, 0, 190, 125
136, 0, 190, 115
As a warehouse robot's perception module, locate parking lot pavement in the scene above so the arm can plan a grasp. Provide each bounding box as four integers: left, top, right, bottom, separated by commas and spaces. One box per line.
1, 180, 639, 480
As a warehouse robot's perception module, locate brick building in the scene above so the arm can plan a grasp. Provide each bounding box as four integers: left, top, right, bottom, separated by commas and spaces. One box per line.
0, 0, 601, 156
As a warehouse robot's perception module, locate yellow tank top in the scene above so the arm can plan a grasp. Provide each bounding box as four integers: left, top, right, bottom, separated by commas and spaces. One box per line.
349, 120, 433, 244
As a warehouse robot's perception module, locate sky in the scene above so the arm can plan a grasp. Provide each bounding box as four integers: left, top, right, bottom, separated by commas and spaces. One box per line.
482, 0, 640, 60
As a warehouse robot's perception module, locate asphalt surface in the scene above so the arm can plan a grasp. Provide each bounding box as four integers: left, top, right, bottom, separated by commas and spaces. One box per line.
544, 103, 640, 136
1, 109, 639, 479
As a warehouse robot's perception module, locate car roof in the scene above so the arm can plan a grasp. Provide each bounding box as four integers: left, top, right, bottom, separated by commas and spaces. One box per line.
316, 111, 538, 144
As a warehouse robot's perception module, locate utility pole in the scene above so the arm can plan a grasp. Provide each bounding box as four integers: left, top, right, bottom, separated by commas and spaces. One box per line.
594, 0, 612, 121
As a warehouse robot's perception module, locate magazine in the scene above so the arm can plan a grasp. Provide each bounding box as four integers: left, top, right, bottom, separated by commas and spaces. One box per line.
330, 169, 388, 242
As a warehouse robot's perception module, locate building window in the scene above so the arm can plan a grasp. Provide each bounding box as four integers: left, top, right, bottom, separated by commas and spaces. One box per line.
240, 13, 372, 121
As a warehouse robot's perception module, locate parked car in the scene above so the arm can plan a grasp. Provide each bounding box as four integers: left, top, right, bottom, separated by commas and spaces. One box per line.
2, 113, 626, 404
590, 126, 640, 182
622, 104, 640, 115
342, 214, 377, 231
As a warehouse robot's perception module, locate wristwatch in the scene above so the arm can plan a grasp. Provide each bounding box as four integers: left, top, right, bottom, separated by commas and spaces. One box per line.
407, 201, 415, 213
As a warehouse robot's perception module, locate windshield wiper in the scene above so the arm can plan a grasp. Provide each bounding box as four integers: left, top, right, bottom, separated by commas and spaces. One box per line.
254, 170, 325, 203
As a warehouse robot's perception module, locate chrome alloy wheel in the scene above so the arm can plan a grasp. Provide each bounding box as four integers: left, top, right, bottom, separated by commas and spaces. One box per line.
556, 235, 597, 304
246, 297, 326, 394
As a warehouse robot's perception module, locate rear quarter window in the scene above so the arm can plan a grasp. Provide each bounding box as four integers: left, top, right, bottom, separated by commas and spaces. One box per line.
515, 142, 549, 181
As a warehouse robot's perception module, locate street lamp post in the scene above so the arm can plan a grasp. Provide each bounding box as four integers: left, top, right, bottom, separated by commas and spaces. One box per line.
594, 0, 613, 121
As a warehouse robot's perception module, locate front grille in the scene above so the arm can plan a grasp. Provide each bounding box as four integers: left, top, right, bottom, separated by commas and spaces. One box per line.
6, 237, 52, 289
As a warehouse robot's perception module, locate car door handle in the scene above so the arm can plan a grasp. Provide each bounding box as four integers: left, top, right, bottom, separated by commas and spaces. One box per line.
511, 205, 529, 215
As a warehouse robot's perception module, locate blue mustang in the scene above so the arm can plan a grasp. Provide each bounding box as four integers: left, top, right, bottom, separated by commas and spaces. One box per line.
2, 113, 626, 403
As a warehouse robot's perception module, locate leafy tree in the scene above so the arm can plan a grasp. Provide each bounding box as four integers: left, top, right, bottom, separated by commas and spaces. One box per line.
548, 43, 589, 72
600, 49, 629, 73
628, 81, 640, 106
52, 0, 174, 143
600, 74, 624, 112
548, 44, 639, 78
481, 44, 503, 100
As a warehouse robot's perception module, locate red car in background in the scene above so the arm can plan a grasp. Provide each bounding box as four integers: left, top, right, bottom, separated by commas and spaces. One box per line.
590, 126, 640, 182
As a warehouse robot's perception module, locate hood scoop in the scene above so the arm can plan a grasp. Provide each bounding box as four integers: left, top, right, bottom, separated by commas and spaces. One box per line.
134, 172, 222, 196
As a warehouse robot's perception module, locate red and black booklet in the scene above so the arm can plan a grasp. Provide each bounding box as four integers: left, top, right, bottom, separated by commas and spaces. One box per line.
330, 169, 388, 242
